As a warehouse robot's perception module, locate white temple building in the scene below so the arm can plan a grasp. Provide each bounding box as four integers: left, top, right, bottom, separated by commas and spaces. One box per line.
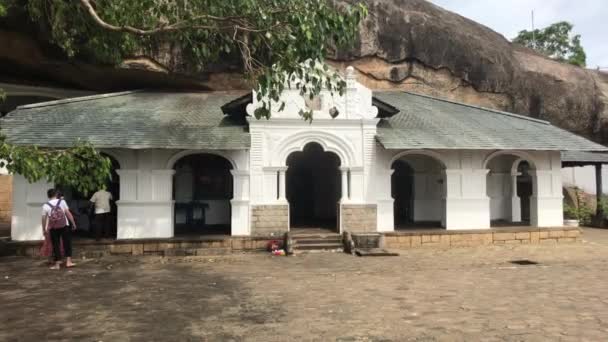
2, 68, 607, 241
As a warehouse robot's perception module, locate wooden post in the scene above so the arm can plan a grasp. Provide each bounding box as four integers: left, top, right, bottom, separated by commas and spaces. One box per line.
595, 163, 605, 227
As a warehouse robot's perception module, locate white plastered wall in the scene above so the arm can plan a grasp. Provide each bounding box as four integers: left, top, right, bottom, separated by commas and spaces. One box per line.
562, 165, 608, 195
374, 149, 564, 231
247, 67, 379, 233
110, 148, 250, 239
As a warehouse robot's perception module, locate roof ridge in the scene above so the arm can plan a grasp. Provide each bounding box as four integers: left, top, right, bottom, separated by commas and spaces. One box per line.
16, 90, 143, 110
395, 91, 552, 125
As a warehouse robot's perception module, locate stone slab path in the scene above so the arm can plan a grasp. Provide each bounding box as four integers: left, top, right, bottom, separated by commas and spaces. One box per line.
2, 228, 608, 341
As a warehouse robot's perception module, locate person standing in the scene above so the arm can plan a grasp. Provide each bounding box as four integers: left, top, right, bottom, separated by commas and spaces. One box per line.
42, 188, 77, 270
90, 187, 113, 240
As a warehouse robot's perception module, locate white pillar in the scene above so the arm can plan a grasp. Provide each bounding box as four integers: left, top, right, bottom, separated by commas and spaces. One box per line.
377, 169, 395, 232
340, 167, 349, 201
231, 170, 251, 236
444, 168, 490, 230
278, 167, 287, 201
510, 172, 522, 222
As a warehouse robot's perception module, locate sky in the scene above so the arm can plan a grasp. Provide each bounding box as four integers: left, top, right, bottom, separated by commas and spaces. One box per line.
430, 0, 608, 69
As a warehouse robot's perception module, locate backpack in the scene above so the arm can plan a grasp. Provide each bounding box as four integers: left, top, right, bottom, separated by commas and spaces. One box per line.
46, 200, 66, 229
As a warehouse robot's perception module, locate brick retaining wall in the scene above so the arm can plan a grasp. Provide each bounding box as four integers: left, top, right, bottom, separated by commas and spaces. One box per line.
251, 205, 289, 236
384, 227, 582, 249
341, 204, 377, 233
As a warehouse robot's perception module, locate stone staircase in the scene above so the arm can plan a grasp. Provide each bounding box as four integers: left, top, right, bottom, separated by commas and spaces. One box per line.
290, 232, 344, 254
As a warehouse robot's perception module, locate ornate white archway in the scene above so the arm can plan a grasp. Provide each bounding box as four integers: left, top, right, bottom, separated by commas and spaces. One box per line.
273, 131, 357, 167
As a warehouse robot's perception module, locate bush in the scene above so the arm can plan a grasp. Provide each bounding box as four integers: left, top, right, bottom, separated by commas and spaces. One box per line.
563, 188, 593, 225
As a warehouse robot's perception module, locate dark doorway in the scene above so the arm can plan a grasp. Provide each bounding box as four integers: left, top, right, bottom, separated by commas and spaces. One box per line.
392, 160, 414, 226
517, 161, 533, 223
287, 143, 341, 231
173, 154, 233, 235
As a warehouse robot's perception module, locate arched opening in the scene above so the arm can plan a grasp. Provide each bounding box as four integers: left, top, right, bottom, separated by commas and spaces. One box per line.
486, 154, 536, 227
391, 154, 446, 229
173, 154, 233, 236
58, 153, 120, 240
287, 142, 341, 232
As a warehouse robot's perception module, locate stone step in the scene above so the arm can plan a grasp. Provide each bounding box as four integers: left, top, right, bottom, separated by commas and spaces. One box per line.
293, 242, 344, 250
293, 238, 342, 245
292, 234, 341, 239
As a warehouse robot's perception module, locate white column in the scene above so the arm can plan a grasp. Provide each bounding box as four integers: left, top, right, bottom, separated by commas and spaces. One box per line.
231, 170, 251, 236
376, 169, 395, 232
510, 172, 522, 222
116, 169, 174, 240
444, 168, 490, 230
278, 167, 287, 202
340, 167, 349, 202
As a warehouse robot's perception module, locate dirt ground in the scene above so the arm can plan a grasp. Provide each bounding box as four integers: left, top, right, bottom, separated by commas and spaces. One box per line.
2, 228, 608, 341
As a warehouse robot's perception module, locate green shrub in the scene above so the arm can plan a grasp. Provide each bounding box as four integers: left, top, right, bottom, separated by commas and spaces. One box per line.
563, 188, 594, 225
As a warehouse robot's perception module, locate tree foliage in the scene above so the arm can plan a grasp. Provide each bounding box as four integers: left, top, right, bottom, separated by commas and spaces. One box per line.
513, 21, 586, 67
0, 0, 366, 192
23, 0, 366, 118
0, 136, 112, 195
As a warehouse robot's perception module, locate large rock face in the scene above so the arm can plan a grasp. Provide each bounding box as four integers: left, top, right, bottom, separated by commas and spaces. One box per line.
332, 0, 608, 144
0, 0, 606, 144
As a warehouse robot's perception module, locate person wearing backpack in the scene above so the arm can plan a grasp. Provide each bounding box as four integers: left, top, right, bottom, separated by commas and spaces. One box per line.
42, 188, 77, 270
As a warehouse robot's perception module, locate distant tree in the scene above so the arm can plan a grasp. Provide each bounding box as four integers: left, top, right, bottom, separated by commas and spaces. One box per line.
513, 21, 586, 67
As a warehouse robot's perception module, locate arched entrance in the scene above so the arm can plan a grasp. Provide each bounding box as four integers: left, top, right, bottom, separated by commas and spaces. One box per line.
486, 154, 536, 226
391, 153, 446, 229
172, 154, 233, 235
286, 143, 341, 231
58, 153, 120, 239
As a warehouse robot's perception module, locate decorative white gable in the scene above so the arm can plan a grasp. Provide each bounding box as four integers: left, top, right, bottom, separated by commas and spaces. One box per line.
246, 67, 378, 121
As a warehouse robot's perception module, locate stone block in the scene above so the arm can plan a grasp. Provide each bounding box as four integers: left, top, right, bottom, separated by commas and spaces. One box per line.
421, 235, 432, 243
493, 232, 516, 241
566, 230, 580, 238
110, 244, 133, 254
504, 240, 521, 245
540, 238, 558, 244
515, 232, 531, 240
431, 235, 441, 242
539, 231, 549, 239
143, 243, 160, 252
549, 230, 565, 238
439, 234, 451, 246
530, 232, 540, 244
132, 244, 144, 256
558, 237, 577, 243
410, 235, 421, 247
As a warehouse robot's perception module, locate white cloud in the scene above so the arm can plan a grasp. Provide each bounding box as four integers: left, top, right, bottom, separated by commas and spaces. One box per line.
430, 0, 608, 68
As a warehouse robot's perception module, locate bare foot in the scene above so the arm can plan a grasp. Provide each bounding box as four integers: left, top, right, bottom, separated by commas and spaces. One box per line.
66, 262, 76, 268
49, 264, 60, 270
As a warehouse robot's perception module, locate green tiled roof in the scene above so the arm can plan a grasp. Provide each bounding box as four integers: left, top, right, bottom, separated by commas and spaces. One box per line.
374, 91, 608, 152
0, 91, 250, 150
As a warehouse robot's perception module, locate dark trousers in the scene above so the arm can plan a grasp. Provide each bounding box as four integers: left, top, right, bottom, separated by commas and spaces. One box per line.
94, 213, 112, 240
50, 226, 72, 261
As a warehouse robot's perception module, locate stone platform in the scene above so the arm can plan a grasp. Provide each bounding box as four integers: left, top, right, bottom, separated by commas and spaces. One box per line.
2, 235, 281, 258
1, 227, 582, 258
383, 227, 581, 249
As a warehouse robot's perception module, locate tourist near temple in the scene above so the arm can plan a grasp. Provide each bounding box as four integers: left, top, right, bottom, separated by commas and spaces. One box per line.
2, 67, 607, 250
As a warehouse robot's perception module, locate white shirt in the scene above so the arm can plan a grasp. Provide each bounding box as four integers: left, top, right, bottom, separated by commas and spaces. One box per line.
90, 190, 113, 214
42, 198, 69, 227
